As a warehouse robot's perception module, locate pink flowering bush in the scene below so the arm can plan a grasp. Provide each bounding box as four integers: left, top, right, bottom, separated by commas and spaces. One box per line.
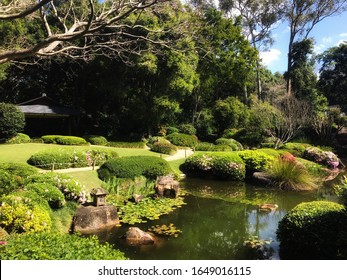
303, 147, 340, 169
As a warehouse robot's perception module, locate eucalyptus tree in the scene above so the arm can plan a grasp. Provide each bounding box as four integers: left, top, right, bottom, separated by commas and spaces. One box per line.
219, 0, 284, 100
0, 0, 172, 64
283, 0, 347, 95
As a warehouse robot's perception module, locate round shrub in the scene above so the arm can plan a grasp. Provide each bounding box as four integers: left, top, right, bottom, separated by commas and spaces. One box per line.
150, 141, 178, 155
181, 153, 246, 181
166, 133, 198, 148
0, 103, 25, 140
277, 201, 347, 259
0, 162, 38, 177
98, 156, 174, 180
0, 170, 22, 196
215, 138, 243, 151
0, 232, 127, 260
281, 142, 312, 157
83, 135, 108, 146
41, 135, 87, 145
0, 191, 52, 233
237, 150, 274, 174
179, 123, 197, 135
26, 183, 66, 209
195, 142, 215, 151
5, 133, 31, 144
28, 150, 71, 169
165, 126, 179, 135
211, 144, 233, 152
106, 141, 146, 148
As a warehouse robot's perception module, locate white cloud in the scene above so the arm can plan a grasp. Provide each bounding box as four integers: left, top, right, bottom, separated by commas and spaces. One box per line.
337, 39, 347, 46
260, 49, 281, 66
340, 33, 347, 37
322, 36, 333, 44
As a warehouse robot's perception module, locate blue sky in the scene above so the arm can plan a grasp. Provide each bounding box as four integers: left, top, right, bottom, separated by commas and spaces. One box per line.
260, 11, 347, 73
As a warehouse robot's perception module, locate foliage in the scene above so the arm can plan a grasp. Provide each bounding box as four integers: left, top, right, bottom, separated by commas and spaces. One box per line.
334, 177, 347, 207
106, 141, 146, 149
148, 223, 182, 237
0, 103, 25, 140
237, 150, 274, 174
0, 162, 37, 178
215, 138, 243, 151
150, 141, 178, 155
166, 133, 198, 148
281, 142, 312, 157
195, 142, 215, 151
181, 152, 246, 180
0, 191, 52, 233
5, 133, 31, 144
0, 170, 23, 196
277, 201, 347, 259
211, 144, 233, 152
164, 126, 179, 135
266, 156, 317, 191
179, 123, 197, 135
27, 148, 118, 170
41, 135, 88, 145
98, 156, 174, 181
0, 232, 127, 260
26, 183, 66, 209
303, 147, 340, 169
83, 135, 108, 146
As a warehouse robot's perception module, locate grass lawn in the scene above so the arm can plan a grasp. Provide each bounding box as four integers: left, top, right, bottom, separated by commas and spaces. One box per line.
64, 170, 104, 192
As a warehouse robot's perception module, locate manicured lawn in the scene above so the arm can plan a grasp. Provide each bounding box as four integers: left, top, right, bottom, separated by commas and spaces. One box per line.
65, 170, 104, 192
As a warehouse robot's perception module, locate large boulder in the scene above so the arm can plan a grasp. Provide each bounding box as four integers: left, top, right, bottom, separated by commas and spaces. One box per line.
72, 204, 119, 233
123, 227, 156, 246
154, 175, 179, 198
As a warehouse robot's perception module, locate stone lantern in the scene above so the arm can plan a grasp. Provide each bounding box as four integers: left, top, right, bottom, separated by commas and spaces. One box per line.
90, 187, 107, 207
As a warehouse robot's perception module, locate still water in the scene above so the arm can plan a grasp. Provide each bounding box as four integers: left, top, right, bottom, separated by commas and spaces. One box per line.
93, 177, 342, 260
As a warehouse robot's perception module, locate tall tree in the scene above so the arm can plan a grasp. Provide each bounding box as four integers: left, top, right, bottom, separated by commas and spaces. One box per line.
219, 0, 284, 100
0, 0, 173, 63
283, 0, 347, 95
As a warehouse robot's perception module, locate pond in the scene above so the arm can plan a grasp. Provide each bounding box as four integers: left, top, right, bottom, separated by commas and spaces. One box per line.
91, 176, 343, 260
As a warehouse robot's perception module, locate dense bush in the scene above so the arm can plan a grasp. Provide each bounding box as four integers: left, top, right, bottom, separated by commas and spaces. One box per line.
26, 183, 66, 209
335, 178, 347, 207
0, 232, 127, 260
0, 191, 52, 233
83, 135, 108, 146
5, 133, 31, 144
27, 148, 118, 170
0, 103, 25, 140
165, 126, 179, 135
98, 156, 174, 180
211, 144, 233, 151
26, 173, 88, 204
277, 201, 347, 259
237, 150, 274, 174
150, 141, 178, 155
303, 147, 340, 169
0, 162, 37, 178
181, 153, 246, 180
281, 142, 312, 157
107, 141, 146, 148
215, 138, 243, 151
179, 123, 197, 135
195, 142, 215, 151
0, 170, 22, 196
41, 135, 88, 145
166, 133, 198, 148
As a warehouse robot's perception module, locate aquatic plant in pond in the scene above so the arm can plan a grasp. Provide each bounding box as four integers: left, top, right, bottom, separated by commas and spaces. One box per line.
148, 224, 182, 237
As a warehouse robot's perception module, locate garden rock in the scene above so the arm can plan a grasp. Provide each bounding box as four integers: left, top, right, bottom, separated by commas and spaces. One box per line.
155, 176, 179, 198
130, 194, 145, 203
123, 227, 156, 246
252, 172, 271, 185
72, 204, 119, 233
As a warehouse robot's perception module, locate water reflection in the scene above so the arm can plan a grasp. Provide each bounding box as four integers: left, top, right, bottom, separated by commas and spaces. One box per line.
91, 177, 340, 260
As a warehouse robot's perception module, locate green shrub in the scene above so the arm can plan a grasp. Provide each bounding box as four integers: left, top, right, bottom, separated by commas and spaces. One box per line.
281, 142, 312, 157
266, 157, 317, 191
5, 133, 31, 144
0, 191, 52, 233
107, 141, 146, 148
27, 148, 118, 170
195, 142, 215, 151
150, 141, 178, 155
335, 178, 347, 207
211, 144, 233, 151
165, 126, 179, 135
215, 138, 243, 151
83, 135, 108, 146
0, 170, 22, 196
98, 156, 174, 180
237, 150, 274, 174
41, 135, 87, 145
26, 173, 88, 204
0, 103, 25, 140
0, 162, 37, 178
179, 123, 197, 135
181, 152, 246, 180
0, 232, 127, 260
277, 201, 347, 259
166, 133, 198, 148
26, 183, 66, 209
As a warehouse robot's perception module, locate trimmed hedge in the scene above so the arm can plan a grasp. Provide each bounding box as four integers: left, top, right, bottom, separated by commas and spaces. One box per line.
26, 183, 66, 209
178, 123, 197, 135
41, 135, 88, 145
0, 170, 22, 196
166, 133, 198, 148
0, 162, 38, 177
107, 141, 146, 149
150, 141, 178, 155
83, 135, 108, 146
98, 156, 174, 180
5, 133, 31, 144
237, 150, 274, 173
215, 138, 243, 151
0, 232, 127, 260
195, 142, 215, 151
277, 201, 347, 259
180, 152, 246, 180
27, 148, 118, 170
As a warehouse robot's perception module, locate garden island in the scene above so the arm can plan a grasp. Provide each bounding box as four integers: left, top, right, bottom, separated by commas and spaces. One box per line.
0, 0, 347, 260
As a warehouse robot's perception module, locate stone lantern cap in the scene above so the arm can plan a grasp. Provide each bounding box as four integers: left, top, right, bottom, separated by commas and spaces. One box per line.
90, 187, 108, 196
90, 187, 108, 207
